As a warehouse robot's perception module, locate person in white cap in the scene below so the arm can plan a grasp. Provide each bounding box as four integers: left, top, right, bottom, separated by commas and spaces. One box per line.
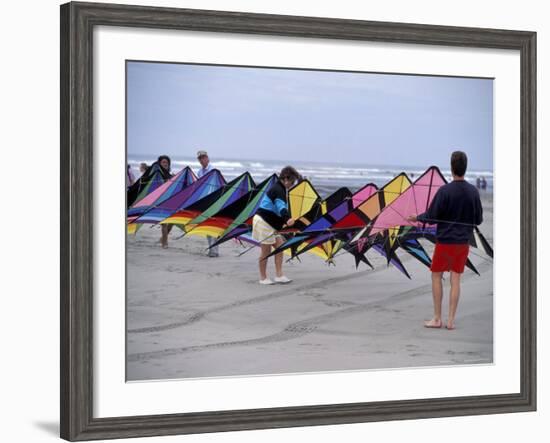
196, 150, 212, 178
196, 150, 219, 257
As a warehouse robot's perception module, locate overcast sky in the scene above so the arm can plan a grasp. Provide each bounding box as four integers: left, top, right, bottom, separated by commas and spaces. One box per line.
127, 61, 493, 170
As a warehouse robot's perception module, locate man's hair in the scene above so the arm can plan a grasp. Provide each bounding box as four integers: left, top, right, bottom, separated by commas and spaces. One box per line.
451, 151, 468, 177
279, 165, 302, 182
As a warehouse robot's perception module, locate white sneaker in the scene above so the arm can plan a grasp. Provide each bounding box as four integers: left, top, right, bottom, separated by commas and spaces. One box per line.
259, 278, 275, 285
274, 275, 292, 284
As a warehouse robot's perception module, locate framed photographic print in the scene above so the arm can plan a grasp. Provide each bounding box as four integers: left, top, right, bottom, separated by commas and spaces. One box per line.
60, 1, 536, 441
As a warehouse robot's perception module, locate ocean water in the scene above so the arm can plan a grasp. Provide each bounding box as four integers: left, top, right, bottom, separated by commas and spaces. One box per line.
128, 155, 493, 198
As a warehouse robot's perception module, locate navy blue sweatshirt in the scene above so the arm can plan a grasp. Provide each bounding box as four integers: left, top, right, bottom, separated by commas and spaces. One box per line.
256, 180, 291, 230
417, 180, 483, 244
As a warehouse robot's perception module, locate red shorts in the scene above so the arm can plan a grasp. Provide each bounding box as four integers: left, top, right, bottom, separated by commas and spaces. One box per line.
430, 243, 470, 273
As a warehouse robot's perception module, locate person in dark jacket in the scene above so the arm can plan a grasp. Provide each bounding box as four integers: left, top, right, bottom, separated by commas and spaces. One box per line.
156, 155, 174, 248
408, 151, 483, 330
253, 166, 301, 285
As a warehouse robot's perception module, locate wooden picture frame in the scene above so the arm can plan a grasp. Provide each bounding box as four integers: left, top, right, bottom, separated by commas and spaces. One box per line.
60, 1, 536, 440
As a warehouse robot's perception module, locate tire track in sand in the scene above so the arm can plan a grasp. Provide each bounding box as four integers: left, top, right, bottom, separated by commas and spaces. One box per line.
128, 265, 387, 334
128, 251, 450, 334
127, 261, 491, 362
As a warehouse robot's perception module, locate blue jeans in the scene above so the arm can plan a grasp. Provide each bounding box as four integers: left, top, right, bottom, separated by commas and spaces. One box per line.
207, 236, 219, 256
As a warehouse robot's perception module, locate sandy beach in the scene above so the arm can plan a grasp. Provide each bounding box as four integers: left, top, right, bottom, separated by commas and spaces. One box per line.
126, 192, 493, 381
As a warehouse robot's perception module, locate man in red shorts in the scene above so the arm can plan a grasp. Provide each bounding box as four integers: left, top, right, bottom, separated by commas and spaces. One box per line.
408, 151, 483, 330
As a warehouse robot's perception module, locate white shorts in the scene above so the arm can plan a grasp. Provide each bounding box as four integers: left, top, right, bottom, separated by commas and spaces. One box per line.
252, 215, 283, 245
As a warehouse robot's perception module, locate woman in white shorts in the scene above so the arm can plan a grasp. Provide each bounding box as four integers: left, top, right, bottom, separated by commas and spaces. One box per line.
253, 166, 301, 285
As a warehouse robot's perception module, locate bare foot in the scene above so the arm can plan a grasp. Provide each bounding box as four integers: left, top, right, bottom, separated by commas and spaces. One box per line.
446, 322, 456, 330
424, 318, 442, 328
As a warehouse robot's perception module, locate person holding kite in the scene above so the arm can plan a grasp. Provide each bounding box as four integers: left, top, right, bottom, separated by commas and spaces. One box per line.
196, 150, 220, 257
408, 151, 483, 330
157, 155, 174, 248
253, 166, 301, 285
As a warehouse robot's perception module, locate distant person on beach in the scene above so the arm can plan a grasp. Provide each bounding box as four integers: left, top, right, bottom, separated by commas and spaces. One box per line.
476, 177, 481, 189
139, 162, 148, 175
126, 164, 135, 188
407, 151, 483, 330
481, 176, 487, 190
196, 150, 218, 257
157, 155, 173, 248
253, 166, 301, 285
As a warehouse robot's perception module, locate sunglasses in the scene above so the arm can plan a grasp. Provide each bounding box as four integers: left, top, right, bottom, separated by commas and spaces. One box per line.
280, 176, 294, 181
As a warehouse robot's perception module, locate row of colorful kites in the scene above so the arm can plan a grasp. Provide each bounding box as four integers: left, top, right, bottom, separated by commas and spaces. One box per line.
127, 163, 493, 278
